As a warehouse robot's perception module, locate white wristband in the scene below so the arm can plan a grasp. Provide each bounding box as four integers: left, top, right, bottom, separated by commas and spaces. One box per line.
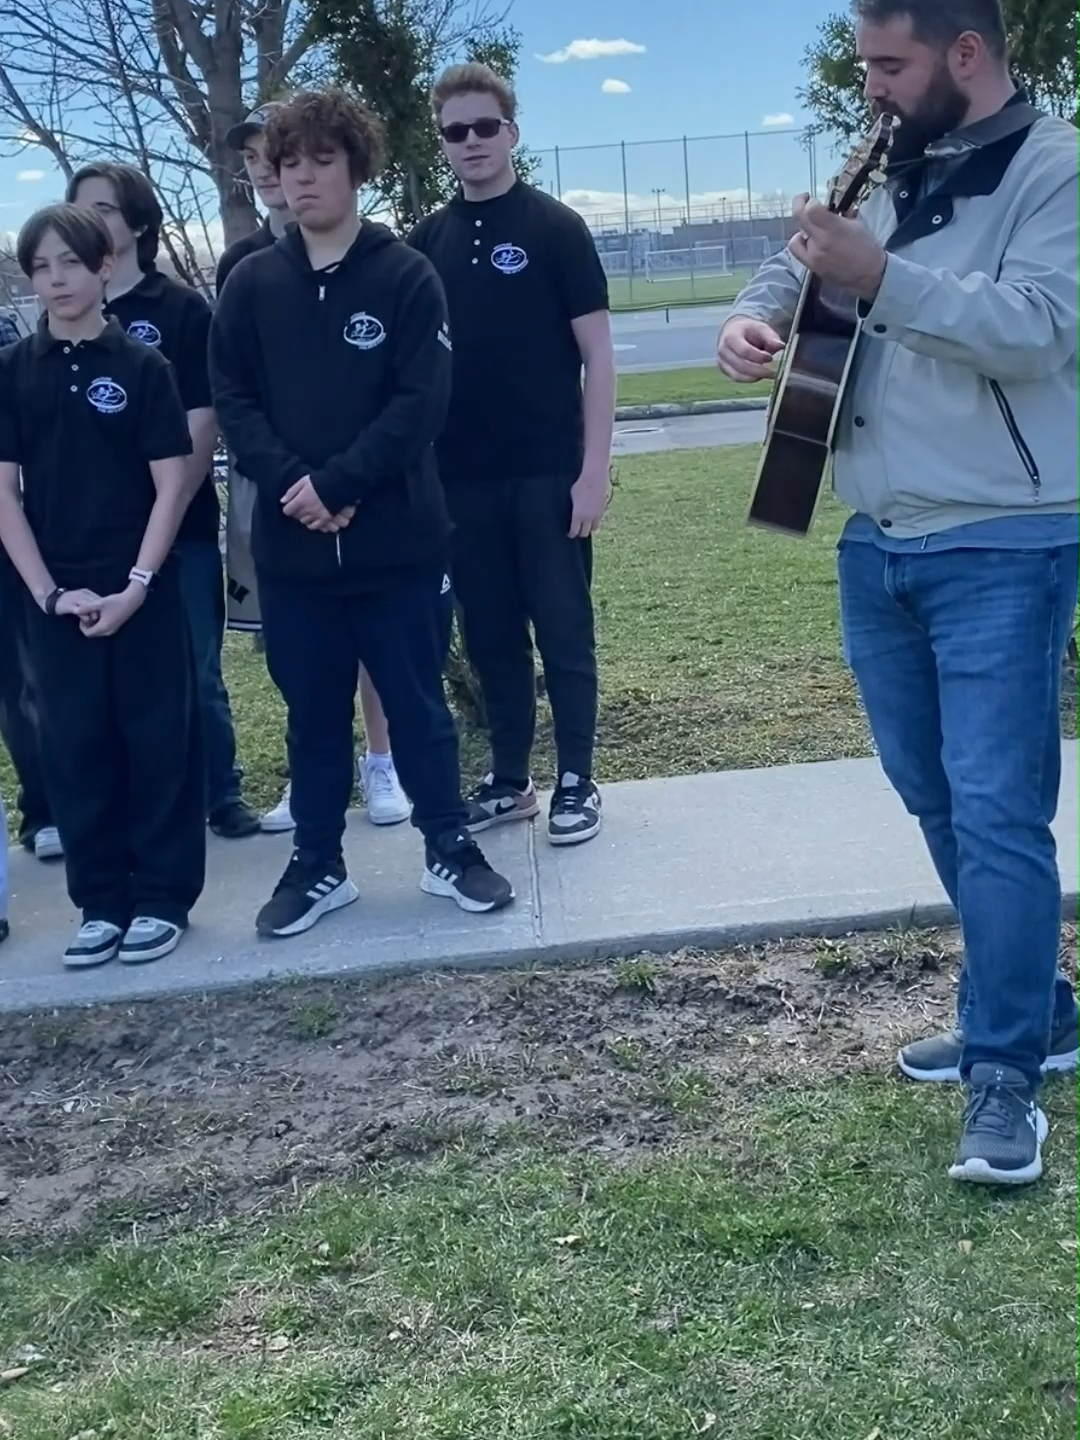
129, 567, 154, 588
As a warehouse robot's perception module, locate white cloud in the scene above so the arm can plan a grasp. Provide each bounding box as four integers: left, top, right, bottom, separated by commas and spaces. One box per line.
561, 187, 765, 222
601, 78, 631, 95
537, 38, 646, 64
17, 169, 45, 182
762, 112, 794, 127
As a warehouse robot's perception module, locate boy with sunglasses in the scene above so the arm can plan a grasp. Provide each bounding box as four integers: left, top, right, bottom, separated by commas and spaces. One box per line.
409, 64, 616, 849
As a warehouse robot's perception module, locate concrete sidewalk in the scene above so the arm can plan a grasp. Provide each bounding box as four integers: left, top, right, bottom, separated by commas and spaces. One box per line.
1, 744, 1077, 1013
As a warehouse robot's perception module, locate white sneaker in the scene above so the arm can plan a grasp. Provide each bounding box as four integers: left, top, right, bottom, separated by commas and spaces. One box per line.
261, 783, 295, 833
118, 917, 182, 965
34, 826, 64, 861
63, 920, 122, 969
361, 757, 410, 826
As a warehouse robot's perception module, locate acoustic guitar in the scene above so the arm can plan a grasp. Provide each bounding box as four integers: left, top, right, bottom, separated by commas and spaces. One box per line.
747, 114, 899, 538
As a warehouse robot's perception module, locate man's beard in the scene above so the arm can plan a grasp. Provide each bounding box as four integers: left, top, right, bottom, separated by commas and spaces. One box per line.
873, 61, 970, 165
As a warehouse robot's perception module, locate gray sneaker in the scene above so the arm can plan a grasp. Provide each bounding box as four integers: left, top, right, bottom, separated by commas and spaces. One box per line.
948, 1063, 1049, 1186
898, 1013, 1080, 1084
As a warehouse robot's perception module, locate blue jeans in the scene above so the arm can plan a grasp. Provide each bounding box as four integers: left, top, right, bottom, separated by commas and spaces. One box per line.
838, 540, 1079, 1088
175, 539, 243, 816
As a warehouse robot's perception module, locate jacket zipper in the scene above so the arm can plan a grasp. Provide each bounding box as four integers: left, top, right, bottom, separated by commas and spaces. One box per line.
316, 277, 341, 564
989, 380, 1041, 497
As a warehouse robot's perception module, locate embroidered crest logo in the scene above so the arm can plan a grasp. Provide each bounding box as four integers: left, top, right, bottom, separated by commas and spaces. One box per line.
86, 378, 128, 414
343, 313, 386, 349
491, 243, 528, 275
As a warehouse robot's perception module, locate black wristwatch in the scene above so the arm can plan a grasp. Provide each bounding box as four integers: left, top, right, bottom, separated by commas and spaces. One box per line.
44, 587, 66, 617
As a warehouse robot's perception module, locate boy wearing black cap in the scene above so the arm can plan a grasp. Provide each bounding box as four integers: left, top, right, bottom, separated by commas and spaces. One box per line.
0, 204, 205, 967
210, 90, 513, 937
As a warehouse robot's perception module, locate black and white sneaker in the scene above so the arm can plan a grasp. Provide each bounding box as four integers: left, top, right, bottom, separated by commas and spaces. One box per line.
63, 920, 123, 969
118, 917, 183, 965
422, 830, 515, 913
948, 1064, 1049, 1187
256, 853, 359, 938
465, 774, 540, 833
548, 773, 602, 847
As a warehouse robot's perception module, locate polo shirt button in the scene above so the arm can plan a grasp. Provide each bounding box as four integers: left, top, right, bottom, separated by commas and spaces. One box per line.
899, 190, 909, 199
71, 363, 78, 371
931, 214, 943, 225
475, 219, 482, 227
880, 519, 893, 528
854, 416, 866, 427
471, 257, 479, 265
473, 238, 480, 246
70, 385, 78, 393
63, 346, 70, 354
873, 324, 886, 333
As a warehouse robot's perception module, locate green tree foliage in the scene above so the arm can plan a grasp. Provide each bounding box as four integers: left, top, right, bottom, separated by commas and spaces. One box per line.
800, 2, 1079, 143
305, 0, 536, 230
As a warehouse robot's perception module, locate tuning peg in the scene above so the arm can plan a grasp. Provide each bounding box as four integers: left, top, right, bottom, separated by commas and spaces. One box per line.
869, 170, 886, 184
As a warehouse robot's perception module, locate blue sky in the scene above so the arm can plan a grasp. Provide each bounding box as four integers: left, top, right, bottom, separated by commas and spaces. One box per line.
0, 0, 843, 237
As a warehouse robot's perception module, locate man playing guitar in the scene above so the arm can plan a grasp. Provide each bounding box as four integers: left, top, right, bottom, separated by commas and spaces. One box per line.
719, 0, 1079, 1187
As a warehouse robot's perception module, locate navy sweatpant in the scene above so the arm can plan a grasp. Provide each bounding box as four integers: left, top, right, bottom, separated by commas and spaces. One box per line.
259, 567, 468, 862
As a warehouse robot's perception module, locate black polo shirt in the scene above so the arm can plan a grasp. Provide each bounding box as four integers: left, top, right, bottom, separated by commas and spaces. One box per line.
0, 318, 192, 589
409, 182, 609, 485
216, 219, 274, 296
104, 266, 218, 544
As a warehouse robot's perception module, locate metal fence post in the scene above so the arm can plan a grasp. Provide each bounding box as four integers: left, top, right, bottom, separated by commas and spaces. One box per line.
554, 145, 563, 201
682, 134, 694, 297
621, 140, 633, 302
744, 130, 753, 227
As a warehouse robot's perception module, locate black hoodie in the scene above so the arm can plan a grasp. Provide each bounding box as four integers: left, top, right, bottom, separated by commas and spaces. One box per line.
208, 221, 452, 589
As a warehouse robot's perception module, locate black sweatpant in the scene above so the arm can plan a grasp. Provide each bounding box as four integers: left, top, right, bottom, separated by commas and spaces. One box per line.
25, 566, 206, 928
0, 569, 53, 841
445, 473, 598, 783
259, 566, 467, 863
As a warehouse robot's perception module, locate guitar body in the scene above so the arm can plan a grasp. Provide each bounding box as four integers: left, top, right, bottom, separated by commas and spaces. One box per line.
745, 112, 898, 540
748, 277, 859, 536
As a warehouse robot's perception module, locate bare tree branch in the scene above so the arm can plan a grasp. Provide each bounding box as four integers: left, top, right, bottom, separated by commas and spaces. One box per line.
0, 0, 314, 253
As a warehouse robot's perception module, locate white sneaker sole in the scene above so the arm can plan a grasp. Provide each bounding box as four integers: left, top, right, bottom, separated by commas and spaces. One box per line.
260, 811, 296, 833
420, 870, 514, 913
898, 1046, 1080, 1085
948, 1109, 1049, 1186
466, 799, 540, 834
35, 835, 64, 861
63, 937, 122, 969
259, 879, 359, 938
119, 929, 182, 965
548, 814, 603, 847
367, 802, 412, 827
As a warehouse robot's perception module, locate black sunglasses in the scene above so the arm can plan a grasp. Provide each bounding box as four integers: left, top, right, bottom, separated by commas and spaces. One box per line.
439, 117, 509, 145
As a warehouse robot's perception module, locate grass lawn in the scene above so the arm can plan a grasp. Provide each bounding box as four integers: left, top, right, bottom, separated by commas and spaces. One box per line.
2, 929, 1078, 1438
608, 269, 755, 311
220, 446, 868, 815
617, 364, 772, 409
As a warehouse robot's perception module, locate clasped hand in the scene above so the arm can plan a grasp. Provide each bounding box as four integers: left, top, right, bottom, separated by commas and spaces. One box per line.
54, 583, 146, 638
281, 476, 355, 533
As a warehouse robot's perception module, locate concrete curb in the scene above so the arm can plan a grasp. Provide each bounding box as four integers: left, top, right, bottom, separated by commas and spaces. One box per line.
6, 891, 1079, 1017
615, 397, 771, 421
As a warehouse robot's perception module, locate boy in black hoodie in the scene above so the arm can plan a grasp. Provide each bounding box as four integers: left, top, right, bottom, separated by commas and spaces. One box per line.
209, 90, 514, 937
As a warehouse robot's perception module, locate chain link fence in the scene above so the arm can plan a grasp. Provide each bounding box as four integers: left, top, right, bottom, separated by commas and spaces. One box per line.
531, 126, 823, 308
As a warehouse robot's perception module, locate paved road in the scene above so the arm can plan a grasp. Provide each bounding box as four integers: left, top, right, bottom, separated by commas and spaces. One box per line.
613, 303, 730, 373
614, 409, 766, 455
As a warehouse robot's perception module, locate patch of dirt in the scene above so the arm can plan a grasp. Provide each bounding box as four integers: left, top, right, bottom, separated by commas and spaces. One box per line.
1, 925, 1076, 1247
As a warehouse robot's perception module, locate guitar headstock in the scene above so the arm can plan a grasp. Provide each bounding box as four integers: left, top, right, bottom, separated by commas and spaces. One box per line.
827, 113, 899, 217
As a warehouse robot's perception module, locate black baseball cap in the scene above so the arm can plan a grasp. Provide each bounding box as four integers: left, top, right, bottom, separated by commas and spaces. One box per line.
226, 102, 284, 151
